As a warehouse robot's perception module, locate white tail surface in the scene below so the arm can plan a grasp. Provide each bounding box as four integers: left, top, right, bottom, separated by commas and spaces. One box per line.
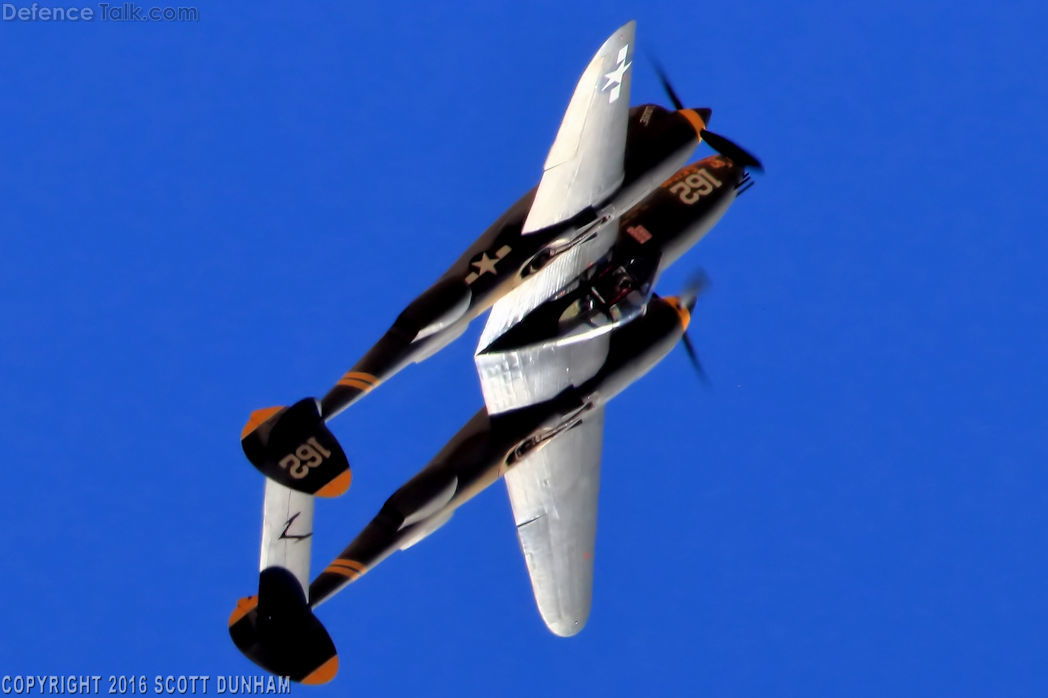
260, 479, 315, 594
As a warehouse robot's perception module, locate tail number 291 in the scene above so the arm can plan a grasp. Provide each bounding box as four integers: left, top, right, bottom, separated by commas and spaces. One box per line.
278, 437, 333, 479
669, 168, 722, 205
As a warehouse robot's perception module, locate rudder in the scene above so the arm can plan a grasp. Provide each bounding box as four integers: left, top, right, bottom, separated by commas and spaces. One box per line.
241, 398, 351, 497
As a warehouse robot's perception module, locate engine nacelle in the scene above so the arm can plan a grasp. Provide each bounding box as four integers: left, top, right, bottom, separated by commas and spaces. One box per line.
394, 278, 472, 342
607, 104, 708, 217
398, 510, 455, 551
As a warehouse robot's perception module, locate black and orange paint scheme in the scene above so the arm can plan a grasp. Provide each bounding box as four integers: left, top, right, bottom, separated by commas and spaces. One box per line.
229, 145, 760, 681
230, 292, 697, 682
239, 106, 758, 498
229, 21, 762, 684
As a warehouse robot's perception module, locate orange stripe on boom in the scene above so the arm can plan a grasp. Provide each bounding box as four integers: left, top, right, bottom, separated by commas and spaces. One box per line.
323, 566, 361, 580
331, 558, 366, 571
336, 378, 373, 392
324, 558, 367, 578
327, 559, 366, 573
340, 371, 377, 384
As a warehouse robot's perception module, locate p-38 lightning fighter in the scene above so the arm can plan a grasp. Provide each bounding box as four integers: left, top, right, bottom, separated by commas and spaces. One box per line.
238, 20, 760, 499
229, 21, 761, 684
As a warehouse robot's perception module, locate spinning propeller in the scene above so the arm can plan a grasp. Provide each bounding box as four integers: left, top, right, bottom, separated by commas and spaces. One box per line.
677, 272, 712, 387
653, 61, 764, 173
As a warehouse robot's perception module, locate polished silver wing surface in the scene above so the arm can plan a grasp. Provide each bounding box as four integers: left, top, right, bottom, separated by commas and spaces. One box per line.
479, 24, 630, 632
477, 22, 635, 412
505, 406, 605, 636
522, 20, 634, 235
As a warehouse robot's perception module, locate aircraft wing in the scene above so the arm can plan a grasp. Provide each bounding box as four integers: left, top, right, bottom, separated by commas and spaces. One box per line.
522, 20, 634, 235
478, 23, 629, 633
477, 22, 635, 386
504, 406, 605, 636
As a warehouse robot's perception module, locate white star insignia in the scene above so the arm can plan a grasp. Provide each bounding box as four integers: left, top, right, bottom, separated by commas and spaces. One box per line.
465, 245, 511, 285
472, 253, 498, 276
601, 44, 631, 103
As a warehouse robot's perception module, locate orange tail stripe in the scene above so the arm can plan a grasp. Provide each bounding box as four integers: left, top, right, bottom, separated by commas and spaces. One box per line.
324, 559, 367, 578
323, 566, 361, 579
336, 378, 373, 392
340, 371, 378, 384
328, 558, 367, 572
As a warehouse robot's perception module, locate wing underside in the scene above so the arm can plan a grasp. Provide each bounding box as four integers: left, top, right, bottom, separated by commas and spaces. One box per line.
523, 21, 634, 234
478, 22, 636, 381
504, 407, 605, 636
477, 21, 633, 637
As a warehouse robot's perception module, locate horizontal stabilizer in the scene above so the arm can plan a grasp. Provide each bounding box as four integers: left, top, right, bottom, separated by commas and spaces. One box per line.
241, 398, 351, 497
228, 567, 338, 684
260, 480, 314, 593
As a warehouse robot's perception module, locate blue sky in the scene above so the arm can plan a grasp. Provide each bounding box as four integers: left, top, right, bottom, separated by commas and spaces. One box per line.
1, 1, 1046, 695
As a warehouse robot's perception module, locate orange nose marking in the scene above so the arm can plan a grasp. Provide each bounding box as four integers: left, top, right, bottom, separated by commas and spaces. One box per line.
679, 109, 707, 139
662, 296, 691, 330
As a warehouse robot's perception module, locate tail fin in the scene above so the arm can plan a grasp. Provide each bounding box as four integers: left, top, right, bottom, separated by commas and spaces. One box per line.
241, 398, 351, 497
229, 475, 337, 683
228, 567, 338, 684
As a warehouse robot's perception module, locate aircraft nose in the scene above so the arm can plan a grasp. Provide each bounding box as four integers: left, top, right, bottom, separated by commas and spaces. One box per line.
661, 296, 692, 331
679, 107, 712, 139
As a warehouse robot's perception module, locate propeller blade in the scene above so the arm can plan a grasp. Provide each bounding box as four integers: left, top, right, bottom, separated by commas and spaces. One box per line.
650, 59, 762, 172
651, 59, 685, 111
678, 270, 711, 386
681, 332, 711, 387
680, 270, 711, 312
700, 129, 764, 172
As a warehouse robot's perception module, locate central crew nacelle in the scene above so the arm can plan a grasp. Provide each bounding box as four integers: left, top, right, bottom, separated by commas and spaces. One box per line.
480, 154, 744, 354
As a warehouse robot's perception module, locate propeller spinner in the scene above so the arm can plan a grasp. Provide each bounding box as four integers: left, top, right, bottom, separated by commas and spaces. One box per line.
653, 61, 764, 173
